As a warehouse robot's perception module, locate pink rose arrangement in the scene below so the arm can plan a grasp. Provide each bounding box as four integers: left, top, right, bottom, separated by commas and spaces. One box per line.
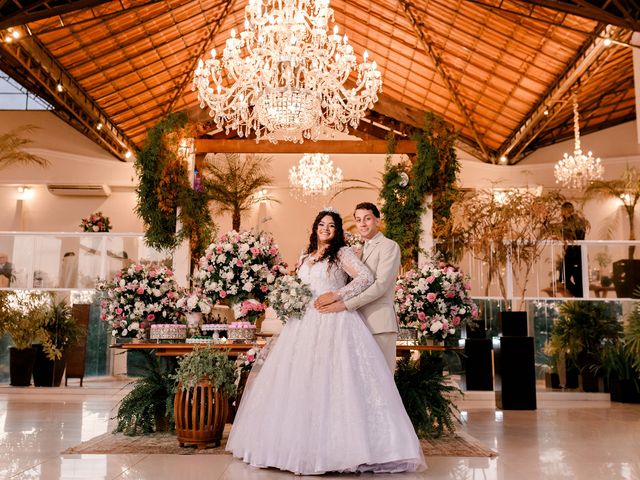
98, 263, 180, 338
80, 211, 112, 232
192, 230, 288, 306
395, 259, 479, 341
233, 298, 266, 324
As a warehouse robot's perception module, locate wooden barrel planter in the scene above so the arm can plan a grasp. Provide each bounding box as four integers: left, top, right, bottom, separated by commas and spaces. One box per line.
174, 380, 229, 449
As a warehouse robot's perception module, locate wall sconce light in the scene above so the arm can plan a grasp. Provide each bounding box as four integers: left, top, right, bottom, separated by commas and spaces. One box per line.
254, 188, 269, 204
17, 186, 33, 200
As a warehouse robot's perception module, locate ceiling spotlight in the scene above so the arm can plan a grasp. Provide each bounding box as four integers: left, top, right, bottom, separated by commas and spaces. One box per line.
11, 29, 20, 39
603, 38, 612, 47
4, 35, 12, 43
124, 150, 132, 159
97, 122, 103, 131
499, 155, 508, 164
56, 83, 63, 92
543, 108, 549, 116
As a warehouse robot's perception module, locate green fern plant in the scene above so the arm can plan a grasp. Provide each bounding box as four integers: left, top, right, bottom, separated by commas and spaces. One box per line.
394, 352, 461, 438
114, 351, 176, 435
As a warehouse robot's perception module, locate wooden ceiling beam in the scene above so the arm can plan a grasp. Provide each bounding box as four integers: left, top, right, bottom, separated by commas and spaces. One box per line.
163, 0, 236, 116
195, 139, 417, 154
397, 0, 492, 162
519, 0, 640, 31
0, 0, 115, 30
497, 25, 628, 164
0, 36, 136, 160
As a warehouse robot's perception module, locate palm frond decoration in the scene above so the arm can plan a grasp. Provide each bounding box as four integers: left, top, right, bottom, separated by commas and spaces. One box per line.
203, 153, 274, 231
0, 125, 49, 170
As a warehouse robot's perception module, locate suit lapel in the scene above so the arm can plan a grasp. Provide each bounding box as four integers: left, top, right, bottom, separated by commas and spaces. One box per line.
363, 233, 383, 263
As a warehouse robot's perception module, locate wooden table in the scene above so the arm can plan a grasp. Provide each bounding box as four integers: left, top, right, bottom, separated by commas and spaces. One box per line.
115, 342, 463, 357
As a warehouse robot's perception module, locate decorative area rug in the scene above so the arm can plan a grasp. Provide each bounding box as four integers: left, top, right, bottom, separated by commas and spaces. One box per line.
63, 430, 497, 457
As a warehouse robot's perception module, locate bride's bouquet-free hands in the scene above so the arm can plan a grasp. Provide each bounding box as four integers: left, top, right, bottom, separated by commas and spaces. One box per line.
268, 274, 312, 323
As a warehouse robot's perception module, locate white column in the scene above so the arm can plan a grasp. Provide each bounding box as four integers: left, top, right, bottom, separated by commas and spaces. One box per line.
172, 139, 195, 288
633, 32, 640, 143
417, 194, 433, 267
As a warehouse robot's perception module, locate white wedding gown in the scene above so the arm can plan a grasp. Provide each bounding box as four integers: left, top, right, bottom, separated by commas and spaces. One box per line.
227, 247, 426, 475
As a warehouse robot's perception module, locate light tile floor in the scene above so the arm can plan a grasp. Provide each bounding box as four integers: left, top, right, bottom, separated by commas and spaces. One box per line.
1, 383, 639, 480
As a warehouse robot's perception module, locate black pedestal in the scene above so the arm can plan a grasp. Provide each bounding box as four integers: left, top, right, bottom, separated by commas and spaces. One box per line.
494, 336, 537, 410
498, 311, 528, 336
463, 338, 493, 391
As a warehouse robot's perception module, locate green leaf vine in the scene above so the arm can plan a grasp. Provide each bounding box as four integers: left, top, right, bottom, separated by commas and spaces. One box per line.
135, 112, 216, 263
380, 112, 460, 265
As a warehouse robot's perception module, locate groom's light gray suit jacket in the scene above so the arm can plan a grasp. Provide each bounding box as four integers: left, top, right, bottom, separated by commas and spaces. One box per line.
343, 232, 401, 334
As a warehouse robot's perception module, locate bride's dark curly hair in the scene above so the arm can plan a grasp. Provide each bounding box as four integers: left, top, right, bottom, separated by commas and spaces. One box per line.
306, 210, 346, 265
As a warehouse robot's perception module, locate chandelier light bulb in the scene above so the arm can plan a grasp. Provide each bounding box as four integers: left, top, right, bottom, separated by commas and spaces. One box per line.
289, 153, 343, 196
192, 0, 383, 143
554, 93, 604, 189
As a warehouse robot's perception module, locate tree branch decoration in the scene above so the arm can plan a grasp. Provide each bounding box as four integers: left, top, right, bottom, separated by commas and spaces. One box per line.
203, 153, 274, 231
380, 113, 460, 266
452, 188, 567, 310
135, 112, 215, 263
0, 125, 49, 170
585, 166, 640, 259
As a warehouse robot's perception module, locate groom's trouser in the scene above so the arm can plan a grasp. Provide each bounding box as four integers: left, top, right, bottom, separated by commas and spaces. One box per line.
373, 332, 398, 374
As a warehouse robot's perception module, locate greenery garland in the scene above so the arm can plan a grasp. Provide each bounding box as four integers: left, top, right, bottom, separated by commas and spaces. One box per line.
135, 112, 216, 263
380, 112, 460, 265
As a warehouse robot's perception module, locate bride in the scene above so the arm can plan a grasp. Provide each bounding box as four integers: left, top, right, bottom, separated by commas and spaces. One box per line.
227, 209, 426, 475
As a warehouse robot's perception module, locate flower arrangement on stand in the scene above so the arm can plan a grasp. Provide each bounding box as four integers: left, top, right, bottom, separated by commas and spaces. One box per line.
268, 274, 313, 323
176, 289, 213, 335
233, 299, 267, 326
80, 211, 112, 232
99, 263, 180, 339
192, 230, 288, 308
395, 259, 478, 342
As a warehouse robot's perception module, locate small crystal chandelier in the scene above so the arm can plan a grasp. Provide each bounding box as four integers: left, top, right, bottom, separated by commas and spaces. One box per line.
554, 93, 603, 189
192, 0, 383, 144
289, 153, 343, 196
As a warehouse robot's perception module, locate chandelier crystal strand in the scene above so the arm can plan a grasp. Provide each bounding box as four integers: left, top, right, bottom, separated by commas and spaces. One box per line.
192, 0, 382, 143
554, 93, 604, 189
289, 153, 343, 196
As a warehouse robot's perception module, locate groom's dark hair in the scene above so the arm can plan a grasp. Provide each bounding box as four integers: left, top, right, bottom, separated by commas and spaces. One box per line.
354, 202, 380, 218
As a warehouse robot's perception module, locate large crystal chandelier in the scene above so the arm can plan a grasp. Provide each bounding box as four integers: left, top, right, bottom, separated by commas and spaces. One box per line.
554, 93, 603, 189
192, 0, 383, 143
289, 153, 343, 196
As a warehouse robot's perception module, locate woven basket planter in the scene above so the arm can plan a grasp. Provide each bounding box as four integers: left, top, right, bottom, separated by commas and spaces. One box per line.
174, 380, 229, 449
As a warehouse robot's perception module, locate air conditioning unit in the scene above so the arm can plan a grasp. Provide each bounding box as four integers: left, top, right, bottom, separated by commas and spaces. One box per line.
47, 184, 112, 197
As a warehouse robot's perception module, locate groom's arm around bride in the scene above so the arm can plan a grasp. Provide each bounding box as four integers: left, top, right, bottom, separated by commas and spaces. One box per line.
316, 202, 401, 373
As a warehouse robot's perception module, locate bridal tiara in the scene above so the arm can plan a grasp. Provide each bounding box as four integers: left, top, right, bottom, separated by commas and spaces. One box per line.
321, 206, 339, 214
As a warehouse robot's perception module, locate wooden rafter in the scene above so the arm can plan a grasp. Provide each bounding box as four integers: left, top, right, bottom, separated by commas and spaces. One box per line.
515, 0, 640, 32
497, 25, 628, 163
0, 35, 136, 160
164, 0, 236, 115
397, 0, 492, 162
195, 139, 418, 154
0, 0, 116, 30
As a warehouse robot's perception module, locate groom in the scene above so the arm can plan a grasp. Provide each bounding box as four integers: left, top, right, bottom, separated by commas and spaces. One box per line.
315, 202, 401, 373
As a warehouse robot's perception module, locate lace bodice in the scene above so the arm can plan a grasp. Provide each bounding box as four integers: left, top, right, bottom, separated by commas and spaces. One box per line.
298, 247, 373, 301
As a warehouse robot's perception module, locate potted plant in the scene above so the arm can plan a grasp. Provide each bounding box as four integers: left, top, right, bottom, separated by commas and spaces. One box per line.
549, 300, 623, 392
585, 166, 640, 298
0, 291, 49, 386
593, 343, 640, 403
394, 352, 462, 438
33, 299, 83, 387
114, 351, 177, 435
172, 347, 237, 448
